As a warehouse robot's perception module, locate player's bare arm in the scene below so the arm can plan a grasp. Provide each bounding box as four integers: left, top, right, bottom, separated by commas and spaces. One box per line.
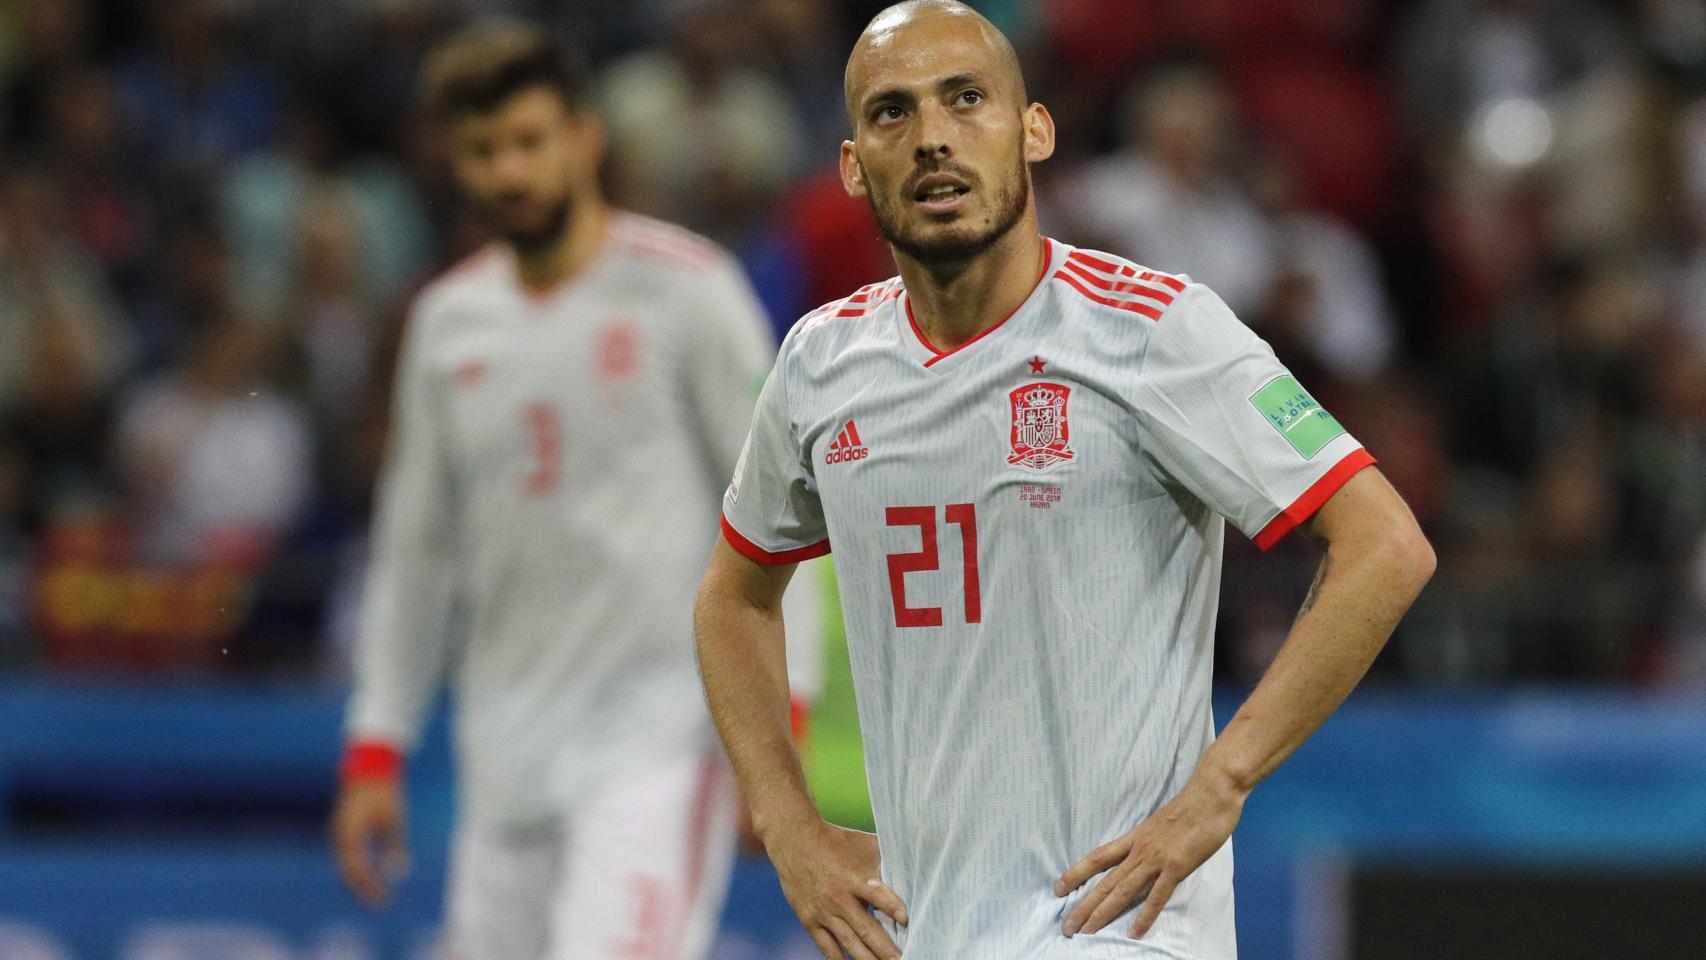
694, 539, 908, 960
1057, 467, 1435, 938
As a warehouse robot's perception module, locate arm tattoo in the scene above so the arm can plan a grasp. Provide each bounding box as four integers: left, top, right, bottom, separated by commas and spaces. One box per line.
1297, 553, 1332, 620
1295, 527, 1333, 623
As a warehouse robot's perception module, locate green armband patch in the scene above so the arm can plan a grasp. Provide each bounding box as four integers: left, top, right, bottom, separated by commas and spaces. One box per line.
1249, 374, 1345, 459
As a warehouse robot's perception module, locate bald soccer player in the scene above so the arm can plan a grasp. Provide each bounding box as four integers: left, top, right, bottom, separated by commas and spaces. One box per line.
692, 3, 1435, 959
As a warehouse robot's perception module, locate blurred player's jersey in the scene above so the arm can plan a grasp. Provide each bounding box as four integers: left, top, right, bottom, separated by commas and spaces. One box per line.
348, 213, 792, 829
722, 239, 1374, 960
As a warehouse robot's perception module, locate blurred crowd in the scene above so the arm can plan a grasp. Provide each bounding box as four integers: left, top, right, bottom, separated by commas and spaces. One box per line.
2, 0, 1705, 687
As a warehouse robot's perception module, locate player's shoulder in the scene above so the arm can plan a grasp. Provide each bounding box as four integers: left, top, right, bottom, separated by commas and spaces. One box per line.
406, 244, 508, 330
1048, 242, 1194, 325
786, 276, 905, 351
609, 211, 734, 277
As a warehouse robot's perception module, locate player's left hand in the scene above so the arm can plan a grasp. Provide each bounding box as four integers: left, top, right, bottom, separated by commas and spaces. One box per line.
1054, 772, 1246, 939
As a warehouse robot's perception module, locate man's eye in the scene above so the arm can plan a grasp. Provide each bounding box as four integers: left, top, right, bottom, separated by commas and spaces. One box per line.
957, 90, 983, 106
877, 105, 905, 122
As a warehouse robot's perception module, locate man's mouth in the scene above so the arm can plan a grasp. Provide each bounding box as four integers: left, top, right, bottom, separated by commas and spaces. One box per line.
913, 173, 971, 210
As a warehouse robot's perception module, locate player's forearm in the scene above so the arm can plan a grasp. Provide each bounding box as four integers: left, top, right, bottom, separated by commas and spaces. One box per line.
693, 573, 821, 839
346, 543, 458, 752
1196, 522, 1435, 799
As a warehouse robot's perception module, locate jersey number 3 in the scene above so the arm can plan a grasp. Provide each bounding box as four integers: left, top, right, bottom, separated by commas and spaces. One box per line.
520, 402, 563, 495
885, 504, 981, 628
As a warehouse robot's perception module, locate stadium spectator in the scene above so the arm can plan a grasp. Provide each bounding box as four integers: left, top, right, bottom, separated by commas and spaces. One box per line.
221, 97, 432, 317
113, 307, 312, 570
1054, 61, 1276, 316
1249, 154, 1398, 383
0, 0, 96, 152
0, 163, 133, 411
599, 0, 805, 241
114, 0, 282, 182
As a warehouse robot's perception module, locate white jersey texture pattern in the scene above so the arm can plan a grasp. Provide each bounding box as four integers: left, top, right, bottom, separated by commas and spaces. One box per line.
348, 213, 782, 829
721, 239, 1375, 960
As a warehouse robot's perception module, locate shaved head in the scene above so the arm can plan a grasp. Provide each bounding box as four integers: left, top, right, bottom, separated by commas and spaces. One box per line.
837, 0, 1052, 267
845, 0, 1027, 123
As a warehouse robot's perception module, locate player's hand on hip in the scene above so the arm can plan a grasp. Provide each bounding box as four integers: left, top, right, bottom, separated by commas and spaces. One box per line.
331, 780, 410, 908
765, 817, 908, 960
1055, 773, 1244, 940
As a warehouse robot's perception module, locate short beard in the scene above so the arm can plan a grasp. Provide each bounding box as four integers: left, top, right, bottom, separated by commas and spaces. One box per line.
497, 196, 573, 256
865, 149, 1029, 268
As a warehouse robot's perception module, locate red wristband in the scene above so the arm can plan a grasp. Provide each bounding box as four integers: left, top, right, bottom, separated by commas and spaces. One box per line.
340, 740, 403, 783
789, 696, 810, 744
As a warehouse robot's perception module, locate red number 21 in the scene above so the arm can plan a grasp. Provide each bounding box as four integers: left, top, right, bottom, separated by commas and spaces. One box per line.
885, 503, 981, 628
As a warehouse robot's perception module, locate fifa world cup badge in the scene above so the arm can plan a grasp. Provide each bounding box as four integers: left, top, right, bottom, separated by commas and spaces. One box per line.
1007, 382, 1076, 471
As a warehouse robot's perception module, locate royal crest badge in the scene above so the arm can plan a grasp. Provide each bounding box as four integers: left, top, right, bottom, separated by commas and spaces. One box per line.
1008, 381, 1076, 471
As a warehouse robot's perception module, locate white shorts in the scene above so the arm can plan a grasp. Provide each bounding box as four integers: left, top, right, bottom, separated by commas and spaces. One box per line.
444, 752, 738, 960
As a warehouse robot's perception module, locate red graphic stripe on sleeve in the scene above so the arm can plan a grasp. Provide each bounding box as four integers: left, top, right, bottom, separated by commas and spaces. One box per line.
721, 515, 831, 565
844, 421, 863, 446
1253, 448, 1378, 551
1062, 258, 1177, 305
824, 287, 900, 319
618, 218, 721, 268
624, 236, 715, 270
1068, 251, 1188, 292
1054, 270, 1164, 320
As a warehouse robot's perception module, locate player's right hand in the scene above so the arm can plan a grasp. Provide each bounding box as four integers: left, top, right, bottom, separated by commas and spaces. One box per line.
331, 780, 410, 908
764, 817, 908, 960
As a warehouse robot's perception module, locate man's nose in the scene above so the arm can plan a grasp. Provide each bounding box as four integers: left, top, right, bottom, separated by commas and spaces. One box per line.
913, 101, 954, 164
493, 145, 531, 185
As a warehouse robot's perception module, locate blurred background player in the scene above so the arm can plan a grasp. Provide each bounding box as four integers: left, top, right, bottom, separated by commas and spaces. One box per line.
328, 22, 819, 960
696, 3, 1432, 958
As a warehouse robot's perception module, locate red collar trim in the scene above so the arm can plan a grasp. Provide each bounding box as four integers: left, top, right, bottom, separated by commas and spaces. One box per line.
905, 238, 1053, 368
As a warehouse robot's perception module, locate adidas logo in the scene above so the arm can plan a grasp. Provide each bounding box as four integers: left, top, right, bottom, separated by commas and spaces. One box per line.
825, 419, 870, 464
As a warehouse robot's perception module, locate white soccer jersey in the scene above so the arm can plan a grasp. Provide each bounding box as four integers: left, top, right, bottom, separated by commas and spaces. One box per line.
347, 213, 795, 829
722, 239, 1375, 960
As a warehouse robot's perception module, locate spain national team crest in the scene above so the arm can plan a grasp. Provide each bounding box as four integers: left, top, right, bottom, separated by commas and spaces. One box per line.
1008, 382, 1076, 471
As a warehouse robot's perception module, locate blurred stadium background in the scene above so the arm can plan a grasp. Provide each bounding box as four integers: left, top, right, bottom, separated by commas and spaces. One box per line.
1, 0, 1705, 957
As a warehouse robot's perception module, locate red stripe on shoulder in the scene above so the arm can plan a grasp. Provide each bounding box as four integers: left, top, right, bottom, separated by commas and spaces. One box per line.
421, 245, 500, 291
804, 281, 901, 325
1054, 270, 1163, 320
720, 515, 831, 565
623, 236, 717, 269
1062, 258, 1177, 306
1068, 250, 1188, 293
616, 216, 721, 269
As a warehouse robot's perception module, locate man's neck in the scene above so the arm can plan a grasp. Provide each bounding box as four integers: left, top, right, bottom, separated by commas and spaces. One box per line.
513, 198, 611, 295
898, 222, 1047, 354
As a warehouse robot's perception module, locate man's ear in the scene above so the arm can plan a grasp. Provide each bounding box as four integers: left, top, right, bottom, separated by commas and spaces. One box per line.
572, 112, 607, 169
1022, 103, 1056, 165
840, 141, 868, 199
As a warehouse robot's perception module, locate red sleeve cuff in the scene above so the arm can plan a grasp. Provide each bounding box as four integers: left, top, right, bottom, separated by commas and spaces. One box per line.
1253, 448, 1377, 551
720, 515, 831, 565
789, 695, 810, 744
340, 740, 404, 783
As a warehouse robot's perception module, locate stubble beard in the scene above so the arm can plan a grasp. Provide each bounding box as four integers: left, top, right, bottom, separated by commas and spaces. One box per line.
865, 148, 1030, 268
494, 194, 574, 256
